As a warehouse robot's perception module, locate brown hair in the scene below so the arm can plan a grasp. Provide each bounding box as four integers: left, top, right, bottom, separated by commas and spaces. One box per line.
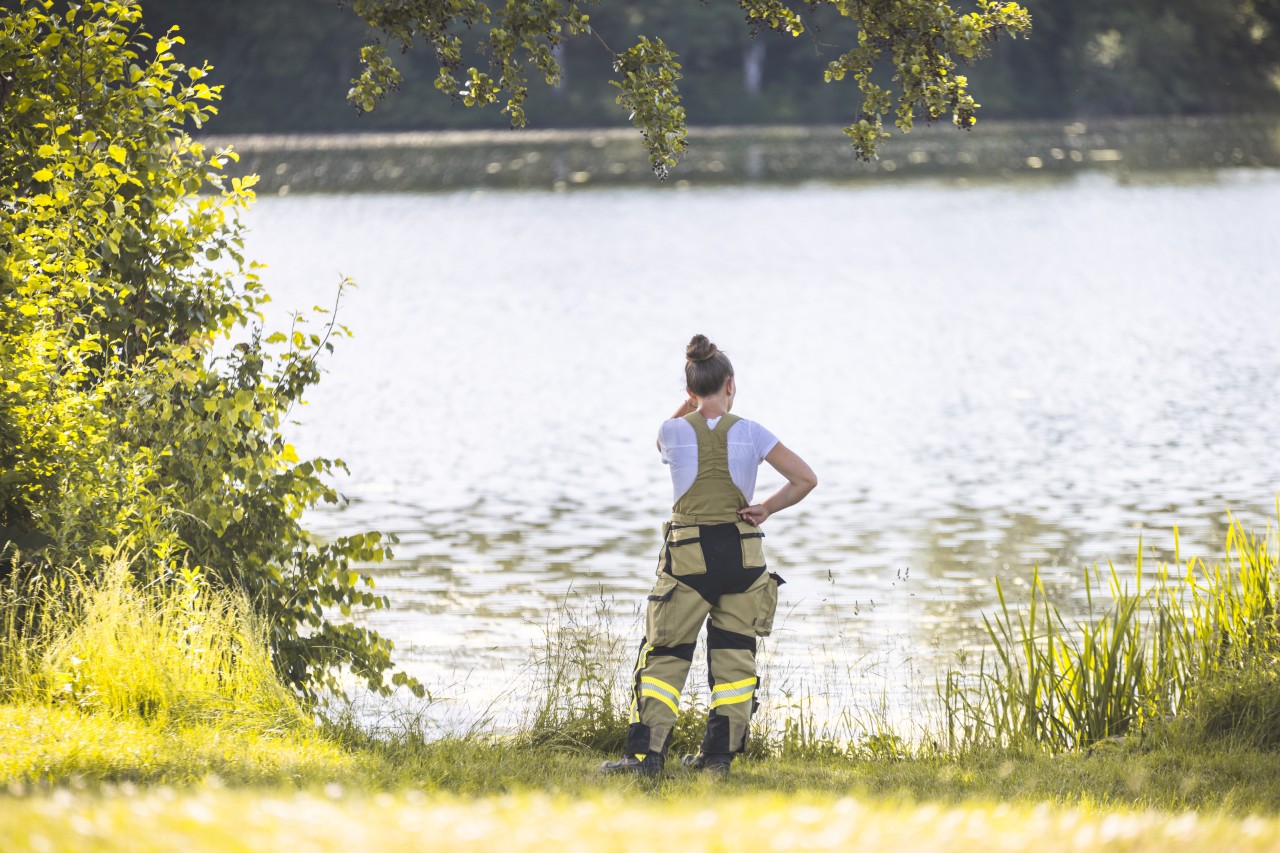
685, 334, 734, 397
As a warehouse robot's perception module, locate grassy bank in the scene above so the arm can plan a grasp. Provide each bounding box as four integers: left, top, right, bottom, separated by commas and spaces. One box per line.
6, 706, 1280, 851
4, 520, 1280, 849
6, 701, 1280, 811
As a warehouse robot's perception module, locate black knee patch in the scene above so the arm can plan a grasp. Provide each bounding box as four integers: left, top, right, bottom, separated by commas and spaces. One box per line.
707, 622, 756, 652
650, 641, 697, 662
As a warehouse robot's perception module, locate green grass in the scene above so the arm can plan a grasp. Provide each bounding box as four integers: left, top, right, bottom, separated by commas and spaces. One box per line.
7, 701, 1280, 813
6, 520, 1280, 850
0, 704, 355, 789
6, 712, 1280, 851
1, 557, 304, 731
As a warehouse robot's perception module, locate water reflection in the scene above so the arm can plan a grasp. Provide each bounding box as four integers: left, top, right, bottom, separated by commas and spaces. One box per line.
244, 170, 1280, 727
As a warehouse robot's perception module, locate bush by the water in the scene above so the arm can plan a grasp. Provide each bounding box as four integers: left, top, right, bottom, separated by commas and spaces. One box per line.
0, 1, 415, 700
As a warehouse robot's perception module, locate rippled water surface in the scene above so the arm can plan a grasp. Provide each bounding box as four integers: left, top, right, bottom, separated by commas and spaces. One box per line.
244, 171, 1280, 725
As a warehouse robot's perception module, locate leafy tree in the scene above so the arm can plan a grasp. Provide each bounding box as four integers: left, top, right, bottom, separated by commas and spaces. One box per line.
1064, 0, 1280, 116
345, 0, 1033, 177
0, 0, 423, 702
130, 0, 379, 134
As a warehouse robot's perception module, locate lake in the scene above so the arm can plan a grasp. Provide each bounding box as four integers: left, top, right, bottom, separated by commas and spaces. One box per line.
240, 148, 1280, 732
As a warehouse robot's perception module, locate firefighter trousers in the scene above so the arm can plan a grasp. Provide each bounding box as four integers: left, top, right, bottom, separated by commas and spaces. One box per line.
625, 521, 781, 758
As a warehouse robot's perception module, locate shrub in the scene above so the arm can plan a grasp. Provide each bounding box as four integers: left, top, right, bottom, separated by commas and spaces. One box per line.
0, 1, 419, 701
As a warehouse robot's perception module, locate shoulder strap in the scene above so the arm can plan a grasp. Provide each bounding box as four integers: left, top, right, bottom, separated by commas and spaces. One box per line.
672, 412, 748, 522
683, 412, 741, 437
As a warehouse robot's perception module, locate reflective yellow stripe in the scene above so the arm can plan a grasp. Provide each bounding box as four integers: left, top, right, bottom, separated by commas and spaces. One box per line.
629, 644, 653, 723
641, 678, 681, 711
641, 676, 680, 696
713, 676, 757, 693
640, 676, 681, 715
632, 649, 682, 716
710, 691, 754, 709
641, 687, 679, 715
710, 676, 757, 709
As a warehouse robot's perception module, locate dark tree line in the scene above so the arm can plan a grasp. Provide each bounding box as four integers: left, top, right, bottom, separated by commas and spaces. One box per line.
144, 0, 1280, 137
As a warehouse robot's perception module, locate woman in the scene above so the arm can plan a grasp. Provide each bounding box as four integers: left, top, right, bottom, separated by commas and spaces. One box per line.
600, 334, 817, 778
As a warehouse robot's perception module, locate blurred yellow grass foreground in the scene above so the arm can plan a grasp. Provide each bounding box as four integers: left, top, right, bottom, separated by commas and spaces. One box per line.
5, 788, 1280, 853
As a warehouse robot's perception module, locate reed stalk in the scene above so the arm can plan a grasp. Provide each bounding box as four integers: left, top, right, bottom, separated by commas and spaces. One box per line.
0, 555, 304, 731
943, 513, 1280, 751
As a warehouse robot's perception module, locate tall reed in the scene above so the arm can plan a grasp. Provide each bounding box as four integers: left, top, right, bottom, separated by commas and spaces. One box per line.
943, 514, 1280, 751
0, 556, 304, 731
524, 590, 633, 751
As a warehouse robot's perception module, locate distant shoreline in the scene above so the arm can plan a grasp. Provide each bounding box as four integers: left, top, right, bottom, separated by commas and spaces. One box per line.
198, 114, 1280, 193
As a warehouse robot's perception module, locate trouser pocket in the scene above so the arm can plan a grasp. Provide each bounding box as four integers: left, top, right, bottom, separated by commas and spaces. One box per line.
645, 573, 677, 646
666, 524, 707, 576
754, 572, 785, 637
647, 571, 717, 648
735, 521, 766, 569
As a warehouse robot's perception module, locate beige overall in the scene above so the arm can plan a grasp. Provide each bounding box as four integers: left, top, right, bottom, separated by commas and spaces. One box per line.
625, 412, 781, 759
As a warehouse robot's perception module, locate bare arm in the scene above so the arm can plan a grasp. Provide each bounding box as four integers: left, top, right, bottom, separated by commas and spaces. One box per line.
737, 442, 817, 525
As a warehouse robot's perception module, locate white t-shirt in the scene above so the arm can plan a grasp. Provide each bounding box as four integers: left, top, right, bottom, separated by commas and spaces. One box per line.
658, 416, 780, 503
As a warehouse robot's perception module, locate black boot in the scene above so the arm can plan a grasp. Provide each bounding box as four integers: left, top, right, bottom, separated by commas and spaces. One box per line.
681, 751, 732, 778
599, 751, 665, 777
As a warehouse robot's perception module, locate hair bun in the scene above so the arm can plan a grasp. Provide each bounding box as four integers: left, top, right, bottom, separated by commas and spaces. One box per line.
686, 334, 718, 363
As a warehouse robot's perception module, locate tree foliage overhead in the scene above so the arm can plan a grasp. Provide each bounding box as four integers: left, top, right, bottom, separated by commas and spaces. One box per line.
0, 0, 422, 702
135, 2, 1280, 143
345, 0, 1033, 177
